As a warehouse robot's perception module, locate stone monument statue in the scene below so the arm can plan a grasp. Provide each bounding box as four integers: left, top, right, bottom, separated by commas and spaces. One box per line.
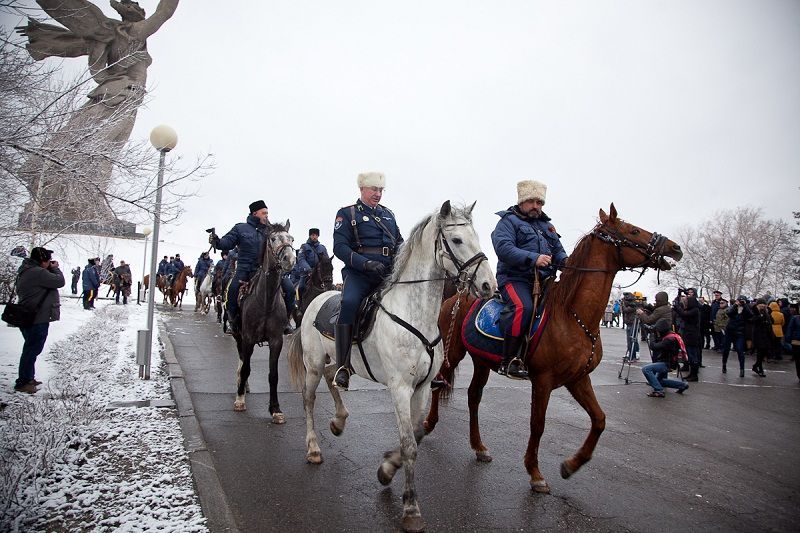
16, 0, 180, 237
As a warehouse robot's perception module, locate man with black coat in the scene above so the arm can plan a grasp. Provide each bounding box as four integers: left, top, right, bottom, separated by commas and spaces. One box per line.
13, 247, 65, 393
673, 289, 702, 381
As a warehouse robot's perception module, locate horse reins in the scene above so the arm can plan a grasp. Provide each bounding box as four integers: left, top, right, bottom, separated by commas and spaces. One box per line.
376, 220, 488, 390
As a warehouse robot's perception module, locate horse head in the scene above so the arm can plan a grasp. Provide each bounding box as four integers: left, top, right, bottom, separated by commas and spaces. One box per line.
313, 252, 334, 291
596, 203, 683, 270
436, 200, 496, 299
266, 219, 296, 273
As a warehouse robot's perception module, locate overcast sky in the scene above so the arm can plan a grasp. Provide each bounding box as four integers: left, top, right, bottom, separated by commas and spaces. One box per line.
4, 0, 799, 292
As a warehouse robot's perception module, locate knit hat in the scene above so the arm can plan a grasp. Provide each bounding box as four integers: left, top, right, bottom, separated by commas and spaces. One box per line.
357, 172, 385, 188
249, 200, 267, 213
517, 180, 547, 205
755, 298, 766, 305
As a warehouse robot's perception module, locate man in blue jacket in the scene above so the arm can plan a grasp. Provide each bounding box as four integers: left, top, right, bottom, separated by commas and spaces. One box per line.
297, 227, 329, 294
491, 179, 567, 379
82, 257, 101, 310
209, 200, 270, 327
157, 256, 169, 277
332, 172, 403, 390
194, 252, 214, 291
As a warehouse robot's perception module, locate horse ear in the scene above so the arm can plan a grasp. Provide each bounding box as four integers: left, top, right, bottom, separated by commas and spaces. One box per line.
439, 200, 451, 218
467, 200, 476, 215
284, 219, 290, 231
609, 203, 618, 220
599, 208, 608, 223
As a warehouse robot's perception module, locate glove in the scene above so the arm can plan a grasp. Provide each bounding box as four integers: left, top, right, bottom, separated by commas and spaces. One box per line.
363, 260, 387, 276
208, 233, 220, 248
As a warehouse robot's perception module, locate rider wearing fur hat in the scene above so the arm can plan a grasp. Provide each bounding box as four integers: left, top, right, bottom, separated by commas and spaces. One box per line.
332, 172, 404, 390
209, 200, 271, 327
492, 179, 568, 379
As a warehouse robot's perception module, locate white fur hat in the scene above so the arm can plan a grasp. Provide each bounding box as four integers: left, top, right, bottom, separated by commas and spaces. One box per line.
517, 180, 547, 205
357, 172, 385, 188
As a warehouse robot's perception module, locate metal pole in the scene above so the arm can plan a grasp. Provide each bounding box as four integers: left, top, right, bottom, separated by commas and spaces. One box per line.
142, 149, 167, 379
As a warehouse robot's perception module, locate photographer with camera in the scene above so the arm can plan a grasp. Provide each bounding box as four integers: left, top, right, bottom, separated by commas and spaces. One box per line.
641, 318, 690, 397
11, 247, 65, 394
622, 292, 642, 360
673, 288, 702, 381
636, 291, 672, 332
723, 295, 753, 376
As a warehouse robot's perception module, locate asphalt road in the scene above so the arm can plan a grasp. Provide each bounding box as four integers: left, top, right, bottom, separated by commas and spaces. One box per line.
163, 305, 800, 533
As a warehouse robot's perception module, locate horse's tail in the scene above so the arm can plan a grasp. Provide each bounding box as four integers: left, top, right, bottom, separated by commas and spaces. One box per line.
287, 331, 306, 392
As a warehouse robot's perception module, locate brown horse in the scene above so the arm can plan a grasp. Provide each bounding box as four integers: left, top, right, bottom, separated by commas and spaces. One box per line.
168, 266, 193, 309
144, 273, 170, 304
423, 204, 683, 494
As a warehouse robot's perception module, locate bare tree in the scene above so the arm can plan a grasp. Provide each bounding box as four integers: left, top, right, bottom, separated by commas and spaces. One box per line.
664, 206, 797, 299
0, 29, 213, 248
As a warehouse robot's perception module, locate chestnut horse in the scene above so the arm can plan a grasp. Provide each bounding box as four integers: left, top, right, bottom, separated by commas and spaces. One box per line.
423, 204, 682, 494
168, 266, 193, 309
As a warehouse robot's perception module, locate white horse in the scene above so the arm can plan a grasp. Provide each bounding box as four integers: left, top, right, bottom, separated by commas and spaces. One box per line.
288, 201, 495, 532
195, 270, 214, 314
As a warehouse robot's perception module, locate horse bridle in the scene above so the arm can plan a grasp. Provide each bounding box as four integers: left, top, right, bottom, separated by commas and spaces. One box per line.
376, 218, 488, 390
436, 223, 488, 293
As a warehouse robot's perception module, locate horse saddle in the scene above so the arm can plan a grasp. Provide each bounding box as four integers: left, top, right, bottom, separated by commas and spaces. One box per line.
462, 293, 550, 365
313, 292, 380, 343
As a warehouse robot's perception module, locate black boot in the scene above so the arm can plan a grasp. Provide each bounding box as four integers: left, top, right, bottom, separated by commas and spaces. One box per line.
685, 363, 699, 382
334, 324, 354, 390
498, 335, 528, 379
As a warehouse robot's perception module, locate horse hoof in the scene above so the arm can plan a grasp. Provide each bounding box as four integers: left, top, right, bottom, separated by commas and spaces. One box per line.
475, 451, 493, 463
233, 402, 246, 412
401, 515, 426, 532
377, 463, 395, 486
307, 451, 323, 464
329, 420, 343, 436
530, 479, 551, 494
271, 412, 285, 425
560, 461, 575, 479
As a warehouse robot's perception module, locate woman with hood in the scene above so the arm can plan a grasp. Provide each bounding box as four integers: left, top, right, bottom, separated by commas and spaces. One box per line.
768, 301, 785, 361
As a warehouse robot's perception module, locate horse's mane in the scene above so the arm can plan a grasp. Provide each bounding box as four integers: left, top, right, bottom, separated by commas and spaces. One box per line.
545, 227, 599, 320
383, 203, 472, 291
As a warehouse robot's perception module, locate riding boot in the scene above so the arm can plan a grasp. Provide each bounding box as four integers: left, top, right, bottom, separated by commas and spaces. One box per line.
292, 307, 303, 328
334, 324, 354, 390
498, 335, 528, 379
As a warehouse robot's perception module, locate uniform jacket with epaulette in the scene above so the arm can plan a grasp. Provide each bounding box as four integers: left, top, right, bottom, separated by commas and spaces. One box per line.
333, 199, 404, 272
298, 239, 329, 275
491, 206, 568, 286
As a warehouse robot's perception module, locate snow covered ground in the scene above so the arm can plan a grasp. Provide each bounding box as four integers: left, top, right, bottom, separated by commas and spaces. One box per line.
0, 296, 207, 532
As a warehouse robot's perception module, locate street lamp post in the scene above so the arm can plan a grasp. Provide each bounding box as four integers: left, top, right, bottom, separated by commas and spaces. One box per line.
139, 125, 178, 379
139, 226, 152, 304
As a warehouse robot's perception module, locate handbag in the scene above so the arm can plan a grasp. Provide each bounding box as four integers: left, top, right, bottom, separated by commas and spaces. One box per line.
2, 286, 53, 328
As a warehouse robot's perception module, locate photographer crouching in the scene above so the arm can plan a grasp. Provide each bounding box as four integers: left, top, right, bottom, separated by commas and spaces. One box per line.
642, 318, 690, 397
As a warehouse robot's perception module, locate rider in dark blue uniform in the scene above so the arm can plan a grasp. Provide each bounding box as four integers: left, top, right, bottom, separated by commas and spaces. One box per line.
332, 172, 403, 390
492, 180, 568, 379
209, 200, 270, 328
297, 227, 329, 294
194, 252, 214, 291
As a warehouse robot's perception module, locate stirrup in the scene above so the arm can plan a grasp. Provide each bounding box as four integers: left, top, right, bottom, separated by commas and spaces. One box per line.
334, 366, 351, 390
499, 357, 529, 380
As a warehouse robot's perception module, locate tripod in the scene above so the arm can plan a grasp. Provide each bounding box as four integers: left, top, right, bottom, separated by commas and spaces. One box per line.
618, 316, 648, 384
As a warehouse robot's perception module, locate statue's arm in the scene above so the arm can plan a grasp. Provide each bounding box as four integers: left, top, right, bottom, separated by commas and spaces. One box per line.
135, 0, 179, 39
35, 0, 114, 40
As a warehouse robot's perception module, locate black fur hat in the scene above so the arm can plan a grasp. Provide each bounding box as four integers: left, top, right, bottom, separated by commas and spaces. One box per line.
249, 200, 267, 213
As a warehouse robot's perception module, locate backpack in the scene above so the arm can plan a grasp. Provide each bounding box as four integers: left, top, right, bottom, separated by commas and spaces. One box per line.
663, 332, 688, 368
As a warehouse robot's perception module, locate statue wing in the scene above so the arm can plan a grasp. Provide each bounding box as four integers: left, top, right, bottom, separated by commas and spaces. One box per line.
35, 0, 115, 41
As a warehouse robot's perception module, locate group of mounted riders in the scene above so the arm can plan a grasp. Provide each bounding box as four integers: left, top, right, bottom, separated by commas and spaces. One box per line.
206, 172, 566, 388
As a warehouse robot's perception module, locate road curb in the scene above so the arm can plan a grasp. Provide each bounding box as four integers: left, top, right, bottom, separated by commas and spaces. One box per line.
159, 321, 240, 533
